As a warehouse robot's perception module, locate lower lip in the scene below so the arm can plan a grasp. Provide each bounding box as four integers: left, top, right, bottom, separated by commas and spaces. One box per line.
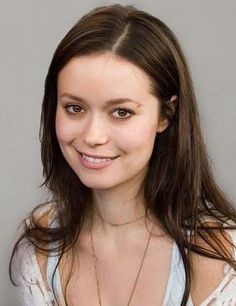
78, 153, 118, 169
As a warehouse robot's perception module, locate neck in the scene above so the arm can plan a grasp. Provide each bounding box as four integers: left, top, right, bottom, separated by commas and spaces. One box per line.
83, 186, 156, 245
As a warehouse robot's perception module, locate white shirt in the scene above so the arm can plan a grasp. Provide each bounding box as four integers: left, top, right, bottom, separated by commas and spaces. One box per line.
12, 206, 236, 306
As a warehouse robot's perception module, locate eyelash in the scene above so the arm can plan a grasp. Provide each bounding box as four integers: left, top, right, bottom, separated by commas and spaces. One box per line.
63, 103, 135, 120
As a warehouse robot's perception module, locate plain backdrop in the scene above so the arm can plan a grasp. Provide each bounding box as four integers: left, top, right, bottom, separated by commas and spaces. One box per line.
1, 0, 235, 305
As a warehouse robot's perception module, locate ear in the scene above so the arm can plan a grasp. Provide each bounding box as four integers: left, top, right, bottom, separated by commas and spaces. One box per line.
156, 95, 178, 133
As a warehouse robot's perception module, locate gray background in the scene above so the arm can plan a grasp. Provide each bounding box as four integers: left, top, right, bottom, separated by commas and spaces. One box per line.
1, 0, 235, 305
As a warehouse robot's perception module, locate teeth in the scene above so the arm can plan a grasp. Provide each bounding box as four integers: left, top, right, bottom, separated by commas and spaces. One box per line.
82, 154, 112, 163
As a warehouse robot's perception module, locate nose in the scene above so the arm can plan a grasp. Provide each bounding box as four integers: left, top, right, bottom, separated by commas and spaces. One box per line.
82, 113, 109, 147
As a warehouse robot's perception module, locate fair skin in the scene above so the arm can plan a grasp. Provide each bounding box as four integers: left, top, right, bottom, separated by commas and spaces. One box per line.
53, 52, 228, 306
55, 52, 176, 239
55, 52, 176, 305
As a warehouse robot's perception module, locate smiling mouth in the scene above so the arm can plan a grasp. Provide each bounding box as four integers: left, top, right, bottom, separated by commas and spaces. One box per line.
79, 152, 119, 163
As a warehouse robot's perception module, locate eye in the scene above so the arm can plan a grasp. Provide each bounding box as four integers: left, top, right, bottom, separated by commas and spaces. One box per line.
63, 103, 134, 120
111, 107, 134, 120
64, 103, 84, 115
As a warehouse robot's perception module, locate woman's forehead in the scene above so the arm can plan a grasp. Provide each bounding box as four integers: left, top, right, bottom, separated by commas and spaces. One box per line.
57, 53, 154, 96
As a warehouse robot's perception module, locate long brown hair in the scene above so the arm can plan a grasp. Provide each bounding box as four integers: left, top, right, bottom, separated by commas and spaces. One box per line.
9, 4, 236, 305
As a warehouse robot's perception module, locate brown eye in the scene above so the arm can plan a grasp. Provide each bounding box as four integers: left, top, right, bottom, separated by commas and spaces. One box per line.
64, 103, 84, 114
112, 107, 134, 120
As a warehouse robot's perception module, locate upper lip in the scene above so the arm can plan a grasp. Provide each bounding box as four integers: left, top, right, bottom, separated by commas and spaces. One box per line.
78, 151, 119, 159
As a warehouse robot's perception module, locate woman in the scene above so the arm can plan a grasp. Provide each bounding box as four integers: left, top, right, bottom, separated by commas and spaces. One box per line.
9, 3, 236, 306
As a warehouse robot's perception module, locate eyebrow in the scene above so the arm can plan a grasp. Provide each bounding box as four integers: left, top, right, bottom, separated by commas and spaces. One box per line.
59, 93, 142, 107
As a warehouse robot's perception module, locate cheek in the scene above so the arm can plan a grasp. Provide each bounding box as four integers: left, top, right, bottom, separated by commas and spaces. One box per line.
117, 123, 157, 153
55, 112, 73, 144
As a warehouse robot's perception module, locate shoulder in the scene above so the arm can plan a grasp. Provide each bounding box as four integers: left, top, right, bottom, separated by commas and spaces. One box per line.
30, 201, 57, 227
12, 238, 55, 305
13, 201, 57, 284
29, 201, 58, 282
12, 202, 58, 304
190, 222, 236, 305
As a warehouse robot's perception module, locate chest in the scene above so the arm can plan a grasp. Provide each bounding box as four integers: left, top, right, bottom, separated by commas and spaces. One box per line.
62, 237, 174, 306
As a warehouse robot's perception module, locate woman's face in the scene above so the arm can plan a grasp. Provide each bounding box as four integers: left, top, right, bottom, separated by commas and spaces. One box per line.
56, 53, 167, 190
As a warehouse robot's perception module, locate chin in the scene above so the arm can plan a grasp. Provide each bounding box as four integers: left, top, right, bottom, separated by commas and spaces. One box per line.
77, 174, 124, 190
81, 181, 119, 190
